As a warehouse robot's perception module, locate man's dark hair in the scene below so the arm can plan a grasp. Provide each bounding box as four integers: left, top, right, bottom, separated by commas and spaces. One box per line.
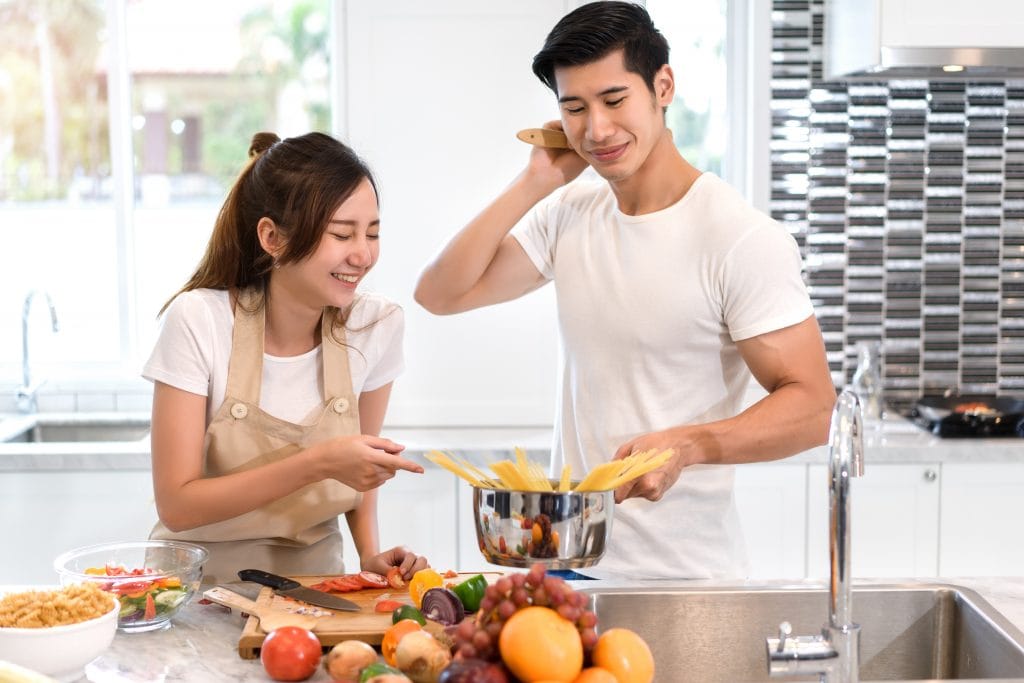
532, 1, 669, 95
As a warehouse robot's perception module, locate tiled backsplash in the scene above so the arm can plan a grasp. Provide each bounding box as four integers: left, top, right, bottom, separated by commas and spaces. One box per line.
771, 0, 1024, 405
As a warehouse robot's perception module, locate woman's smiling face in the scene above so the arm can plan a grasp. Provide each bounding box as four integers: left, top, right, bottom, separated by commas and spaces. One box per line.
280, 176, 381, 310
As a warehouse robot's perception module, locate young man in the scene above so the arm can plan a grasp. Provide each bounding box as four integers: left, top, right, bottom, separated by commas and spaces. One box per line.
415, 1, 835, 578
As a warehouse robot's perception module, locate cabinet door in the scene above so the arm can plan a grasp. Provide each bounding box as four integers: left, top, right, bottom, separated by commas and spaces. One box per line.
807, 463, 940, 578
343, 466, 458, 572
939, 464, 1024, 576
340, 0, 575, 426
733, 463, 807, 579
0, 471, 157, 584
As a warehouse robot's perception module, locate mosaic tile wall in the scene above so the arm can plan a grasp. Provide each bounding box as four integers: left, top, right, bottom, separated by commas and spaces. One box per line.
770, 0, 1024, 405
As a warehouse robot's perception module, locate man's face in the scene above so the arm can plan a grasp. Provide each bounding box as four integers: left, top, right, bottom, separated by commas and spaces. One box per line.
553, 49, 673, 183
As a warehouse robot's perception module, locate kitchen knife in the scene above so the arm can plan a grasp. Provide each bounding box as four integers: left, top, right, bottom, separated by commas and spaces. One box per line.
516, 128, 571, 149
238, 569, 361, 612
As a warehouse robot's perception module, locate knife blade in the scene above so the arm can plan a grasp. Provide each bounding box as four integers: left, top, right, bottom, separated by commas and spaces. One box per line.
238, 569, 361, 612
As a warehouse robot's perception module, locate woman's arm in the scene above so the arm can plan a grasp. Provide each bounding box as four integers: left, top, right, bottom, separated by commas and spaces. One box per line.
346, 382, 430, 577
346, 383, 392, 564
150, 381, 417, 531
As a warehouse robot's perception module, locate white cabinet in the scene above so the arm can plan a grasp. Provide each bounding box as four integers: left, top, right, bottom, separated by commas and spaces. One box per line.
342, 465, 459, 573
807, 463, 940, 578
0, 470, 158, 584
734, 463, 807, 579
939, 464, 1024, 576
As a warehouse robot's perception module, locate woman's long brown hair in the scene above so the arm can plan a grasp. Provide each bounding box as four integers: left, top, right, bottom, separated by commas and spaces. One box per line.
160, 132, 379, 324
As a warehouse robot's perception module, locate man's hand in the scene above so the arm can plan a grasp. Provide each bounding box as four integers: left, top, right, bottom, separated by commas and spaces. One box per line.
524, 120, 590, 190
611, 427, 693, 503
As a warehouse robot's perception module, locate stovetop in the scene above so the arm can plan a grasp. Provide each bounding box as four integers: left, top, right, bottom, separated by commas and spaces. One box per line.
905, 408, 1024, 438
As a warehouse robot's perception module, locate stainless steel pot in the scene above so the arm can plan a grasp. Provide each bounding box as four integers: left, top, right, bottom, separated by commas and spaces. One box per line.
472, 486, 613, 569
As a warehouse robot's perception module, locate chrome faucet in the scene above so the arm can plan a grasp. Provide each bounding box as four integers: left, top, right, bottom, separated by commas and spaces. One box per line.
766, 389, 865, 683
15, 290, 60, 413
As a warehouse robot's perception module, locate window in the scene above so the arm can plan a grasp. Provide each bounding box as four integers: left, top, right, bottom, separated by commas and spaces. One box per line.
646, 0, 728, 178
0, 0, 331, 388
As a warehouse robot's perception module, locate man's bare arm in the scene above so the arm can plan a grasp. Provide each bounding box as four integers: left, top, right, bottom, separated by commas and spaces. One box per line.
612, 315, 835, 502
415, 125, 588, 314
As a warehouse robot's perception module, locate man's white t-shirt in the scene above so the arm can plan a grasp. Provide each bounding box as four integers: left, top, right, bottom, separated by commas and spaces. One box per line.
143, 289, 404, 426
512, 173, 814, 579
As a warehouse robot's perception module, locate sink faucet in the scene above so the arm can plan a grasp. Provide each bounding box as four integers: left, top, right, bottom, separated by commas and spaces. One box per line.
766, 389, 865, 683
15, 290, 60, 413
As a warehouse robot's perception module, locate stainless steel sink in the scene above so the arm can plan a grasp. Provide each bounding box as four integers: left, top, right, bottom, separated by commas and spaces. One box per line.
0, 412, 150, 443
585, 585, 1024, 682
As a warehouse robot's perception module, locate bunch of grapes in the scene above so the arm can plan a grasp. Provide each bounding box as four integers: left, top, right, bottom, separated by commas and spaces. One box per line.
451, 563, 598, 662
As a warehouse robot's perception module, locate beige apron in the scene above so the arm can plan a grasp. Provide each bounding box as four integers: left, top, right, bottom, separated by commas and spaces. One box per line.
152, 288, 362, 585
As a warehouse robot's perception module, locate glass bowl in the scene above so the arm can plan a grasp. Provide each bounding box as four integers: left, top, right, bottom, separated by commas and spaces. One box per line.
472, 485, 613, 569
53, 541, 208, 633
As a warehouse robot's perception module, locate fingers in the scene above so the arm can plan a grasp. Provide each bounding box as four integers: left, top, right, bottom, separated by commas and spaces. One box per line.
361, 435, 405, 454
391, 456, 424, 475
386, 547, 429, 578
612, 442, 636, 461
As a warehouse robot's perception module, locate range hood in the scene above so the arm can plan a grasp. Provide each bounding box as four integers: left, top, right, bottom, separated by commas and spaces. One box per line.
824, 0, 1024, 81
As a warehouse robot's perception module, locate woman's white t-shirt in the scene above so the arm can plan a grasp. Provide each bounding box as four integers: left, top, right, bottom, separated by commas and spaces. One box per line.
512, 173, 814, 579
143, 289, 404, 426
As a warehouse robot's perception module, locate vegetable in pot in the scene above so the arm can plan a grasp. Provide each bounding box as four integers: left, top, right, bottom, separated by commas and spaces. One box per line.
419, 588, 464, 626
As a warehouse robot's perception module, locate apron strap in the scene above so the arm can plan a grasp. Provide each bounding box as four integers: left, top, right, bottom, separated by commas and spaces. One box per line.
225, 287, 265, 405
321, 308, 357, 405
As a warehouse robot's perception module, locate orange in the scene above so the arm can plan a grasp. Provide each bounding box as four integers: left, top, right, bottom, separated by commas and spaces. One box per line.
592, 628, 654, 683
498, 606, 583, 682
381, 618, 422, 666
574, 668, 619, 683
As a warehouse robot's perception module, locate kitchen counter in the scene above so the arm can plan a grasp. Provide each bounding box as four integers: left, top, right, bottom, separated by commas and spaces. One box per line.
2, 414, 1024, 472
49, 576, 1024, 682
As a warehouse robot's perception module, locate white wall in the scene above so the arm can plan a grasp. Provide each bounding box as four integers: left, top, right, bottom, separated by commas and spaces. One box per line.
337, 1, 586, 427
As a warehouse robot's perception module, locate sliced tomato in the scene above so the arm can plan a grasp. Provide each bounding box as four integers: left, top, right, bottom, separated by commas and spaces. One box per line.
374, 599, 405, 613
357, 571, 389, 588
144, 593, 156, 620
386, 567, 405, 589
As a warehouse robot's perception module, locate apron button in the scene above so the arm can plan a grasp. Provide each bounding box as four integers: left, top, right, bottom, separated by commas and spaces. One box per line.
332, 398, 350, 414
230, 403, 249, 419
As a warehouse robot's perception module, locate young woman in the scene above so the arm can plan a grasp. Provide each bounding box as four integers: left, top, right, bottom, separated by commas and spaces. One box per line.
145, 131, 428, 584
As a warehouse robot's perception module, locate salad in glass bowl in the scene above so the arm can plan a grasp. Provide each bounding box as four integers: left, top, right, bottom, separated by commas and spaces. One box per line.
54, 541, 208, 632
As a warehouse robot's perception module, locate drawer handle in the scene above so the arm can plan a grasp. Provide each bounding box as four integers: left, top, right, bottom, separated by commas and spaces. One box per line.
923, 469, 937, 483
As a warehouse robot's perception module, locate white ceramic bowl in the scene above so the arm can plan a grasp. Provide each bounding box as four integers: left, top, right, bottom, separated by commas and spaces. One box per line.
0, 590, 118, 680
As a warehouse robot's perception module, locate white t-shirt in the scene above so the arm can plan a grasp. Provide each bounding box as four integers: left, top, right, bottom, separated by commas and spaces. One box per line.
512, 173, 814, 579
143, 289, 404, 426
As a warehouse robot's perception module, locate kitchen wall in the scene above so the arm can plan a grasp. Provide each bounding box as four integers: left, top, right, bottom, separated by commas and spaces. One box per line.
771, 0, 1024, 406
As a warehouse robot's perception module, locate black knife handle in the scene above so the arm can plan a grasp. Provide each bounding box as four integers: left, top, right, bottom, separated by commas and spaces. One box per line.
238, 569, 301, 591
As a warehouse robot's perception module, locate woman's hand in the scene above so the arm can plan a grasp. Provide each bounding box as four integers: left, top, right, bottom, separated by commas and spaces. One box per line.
361, 546, 429, 579
316, 435, 423, 491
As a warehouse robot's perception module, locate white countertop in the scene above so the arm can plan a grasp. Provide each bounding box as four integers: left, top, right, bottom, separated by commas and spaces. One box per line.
35, 575, 1024, 683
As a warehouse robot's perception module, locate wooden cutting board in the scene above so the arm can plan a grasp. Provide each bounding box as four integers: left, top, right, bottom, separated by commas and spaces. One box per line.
237, 573, 501, 659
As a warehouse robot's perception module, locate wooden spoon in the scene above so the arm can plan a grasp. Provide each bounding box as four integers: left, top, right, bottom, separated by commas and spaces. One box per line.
516, 128, 571, 149
203, 586, 320, 633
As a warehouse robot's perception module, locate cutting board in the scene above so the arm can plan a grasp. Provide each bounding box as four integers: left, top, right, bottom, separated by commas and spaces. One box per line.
236, 573, 501, 659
